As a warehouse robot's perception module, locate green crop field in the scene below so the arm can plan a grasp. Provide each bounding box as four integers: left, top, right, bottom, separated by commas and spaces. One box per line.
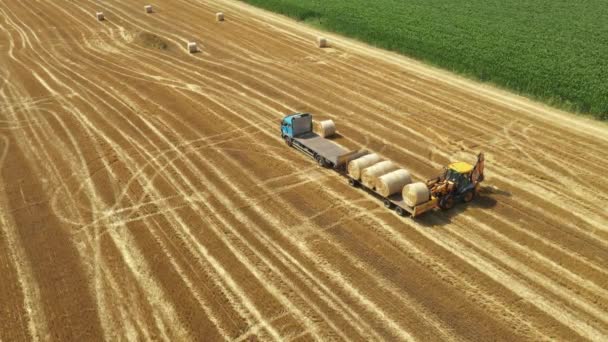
239, 0, 608, 120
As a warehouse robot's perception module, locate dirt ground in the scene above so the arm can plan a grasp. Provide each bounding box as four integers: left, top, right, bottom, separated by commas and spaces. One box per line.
1, 0, 608, 340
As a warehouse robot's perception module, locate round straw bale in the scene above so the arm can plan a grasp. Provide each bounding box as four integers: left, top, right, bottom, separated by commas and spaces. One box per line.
187, 42, 198, 53
314, 119, 336, 138
347, 153, 382, 180
318, 37, 328, 48
361, 161, 398, 189
402, 182, 430, 207
375, 169, 412, 197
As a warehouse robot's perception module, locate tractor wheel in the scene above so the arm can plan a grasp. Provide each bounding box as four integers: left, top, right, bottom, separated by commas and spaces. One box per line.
440, 196, 455, 210
384, 199, 393, 208
463, 190, 475, 203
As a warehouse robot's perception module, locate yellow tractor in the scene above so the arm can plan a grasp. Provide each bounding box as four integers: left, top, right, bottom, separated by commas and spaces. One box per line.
426, 153, 485, 210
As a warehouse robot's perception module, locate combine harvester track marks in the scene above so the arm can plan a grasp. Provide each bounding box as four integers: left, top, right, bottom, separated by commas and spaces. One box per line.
92, 0, 439, 149
79, 0, 436, 190
86, 45, 414, 336
23, 52, 242, 342
29, 22, 318, 340
153, 105, 480, 340
1, 33, 171, 342
35, 58, 251, 340
1, 0, 607, 339
0, 68, 91, 341
120, 93, 370, 340
450, 214, 608, 319
6, 3, 228, 340
26, 6, 600, 340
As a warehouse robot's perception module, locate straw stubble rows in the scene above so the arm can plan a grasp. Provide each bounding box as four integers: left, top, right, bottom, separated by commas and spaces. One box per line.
0, 0, 607, 340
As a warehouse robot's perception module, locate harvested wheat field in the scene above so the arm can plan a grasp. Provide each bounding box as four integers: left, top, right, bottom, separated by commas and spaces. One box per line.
1, 0, 608, 340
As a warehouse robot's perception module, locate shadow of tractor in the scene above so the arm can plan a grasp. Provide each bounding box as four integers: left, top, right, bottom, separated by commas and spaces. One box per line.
416, 185, 510, 228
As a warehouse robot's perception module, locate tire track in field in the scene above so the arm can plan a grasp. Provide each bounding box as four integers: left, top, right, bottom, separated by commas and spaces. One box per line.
1, 2, 197, 338
207, 0, 608, 236
19, 4, 243, 336
139, 0, 608, 208
67, 3, 608, 340
119, 53, 532, 340
215, 2, 608, 250
53, 9, 414, 338
60, 4, 428, 336
82, 3, 608, 336
4, 0, 608, 339
22, 4, 304, 336
1, 0, 476, 338
178, 0, 608, 334
0, 9, 145, 338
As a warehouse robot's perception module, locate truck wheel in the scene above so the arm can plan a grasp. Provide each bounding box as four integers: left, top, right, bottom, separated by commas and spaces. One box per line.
284, 136, 293, 147
395, 207, 406, 216
384, 199, 393, 208
463, 190, 475, 203
348, 178, 358, 187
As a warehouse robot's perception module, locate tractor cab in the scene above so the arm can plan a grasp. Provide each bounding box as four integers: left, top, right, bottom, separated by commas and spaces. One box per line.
445, 161, 474, 194
428, 153, 485, 210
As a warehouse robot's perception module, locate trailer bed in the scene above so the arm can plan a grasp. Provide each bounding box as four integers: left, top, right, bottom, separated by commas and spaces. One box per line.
294, 132, 348, 165
347, 176, 438, 217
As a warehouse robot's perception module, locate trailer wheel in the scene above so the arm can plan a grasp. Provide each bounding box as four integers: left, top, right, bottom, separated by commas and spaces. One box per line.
316, 155, 327, 167
348, 178, 358, 187
395, 207, 406, 216
383, 199, 393, 208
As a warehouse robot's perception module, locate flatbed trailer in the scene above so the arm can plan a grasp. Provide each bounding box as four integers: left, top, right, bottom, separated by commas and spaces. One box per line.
290, 132, 359, 169
281, 113, 439, 217
346, 176, 439, 217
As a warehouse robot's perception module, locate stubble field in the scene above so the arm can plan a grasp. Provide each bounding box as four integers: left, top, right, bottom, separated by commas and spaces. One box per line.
1, 0, 608, 340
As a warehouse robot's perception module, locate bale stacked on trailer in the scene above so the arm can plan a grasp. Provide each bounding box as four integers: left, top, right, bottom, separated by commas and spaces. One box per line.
361, 161, 398, 188
375, 169, 412, 197
347, 154, 382, 180
313, 119, 336, 138
403, 182, 430, 206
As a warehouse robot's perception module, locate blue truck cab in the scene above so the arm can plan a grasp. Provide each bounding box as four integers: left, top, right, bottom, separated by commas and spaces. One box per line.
280, 113, 363, 169
281, 113, 312, 140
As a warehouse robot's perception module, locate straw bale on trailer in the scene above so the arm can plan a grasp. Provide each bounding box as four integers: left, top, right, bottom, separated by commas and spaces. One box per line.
145, 5, 153, 14
402, 182, 430, 207
347, 153, 382, 180
216, 12, 225, 21
313, 119, 336, 138
187, 42, 198, 53
96, 12, 105, 21
361, 161, 398, 189
375, 169, 412, 197
317, 37, 328, 48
